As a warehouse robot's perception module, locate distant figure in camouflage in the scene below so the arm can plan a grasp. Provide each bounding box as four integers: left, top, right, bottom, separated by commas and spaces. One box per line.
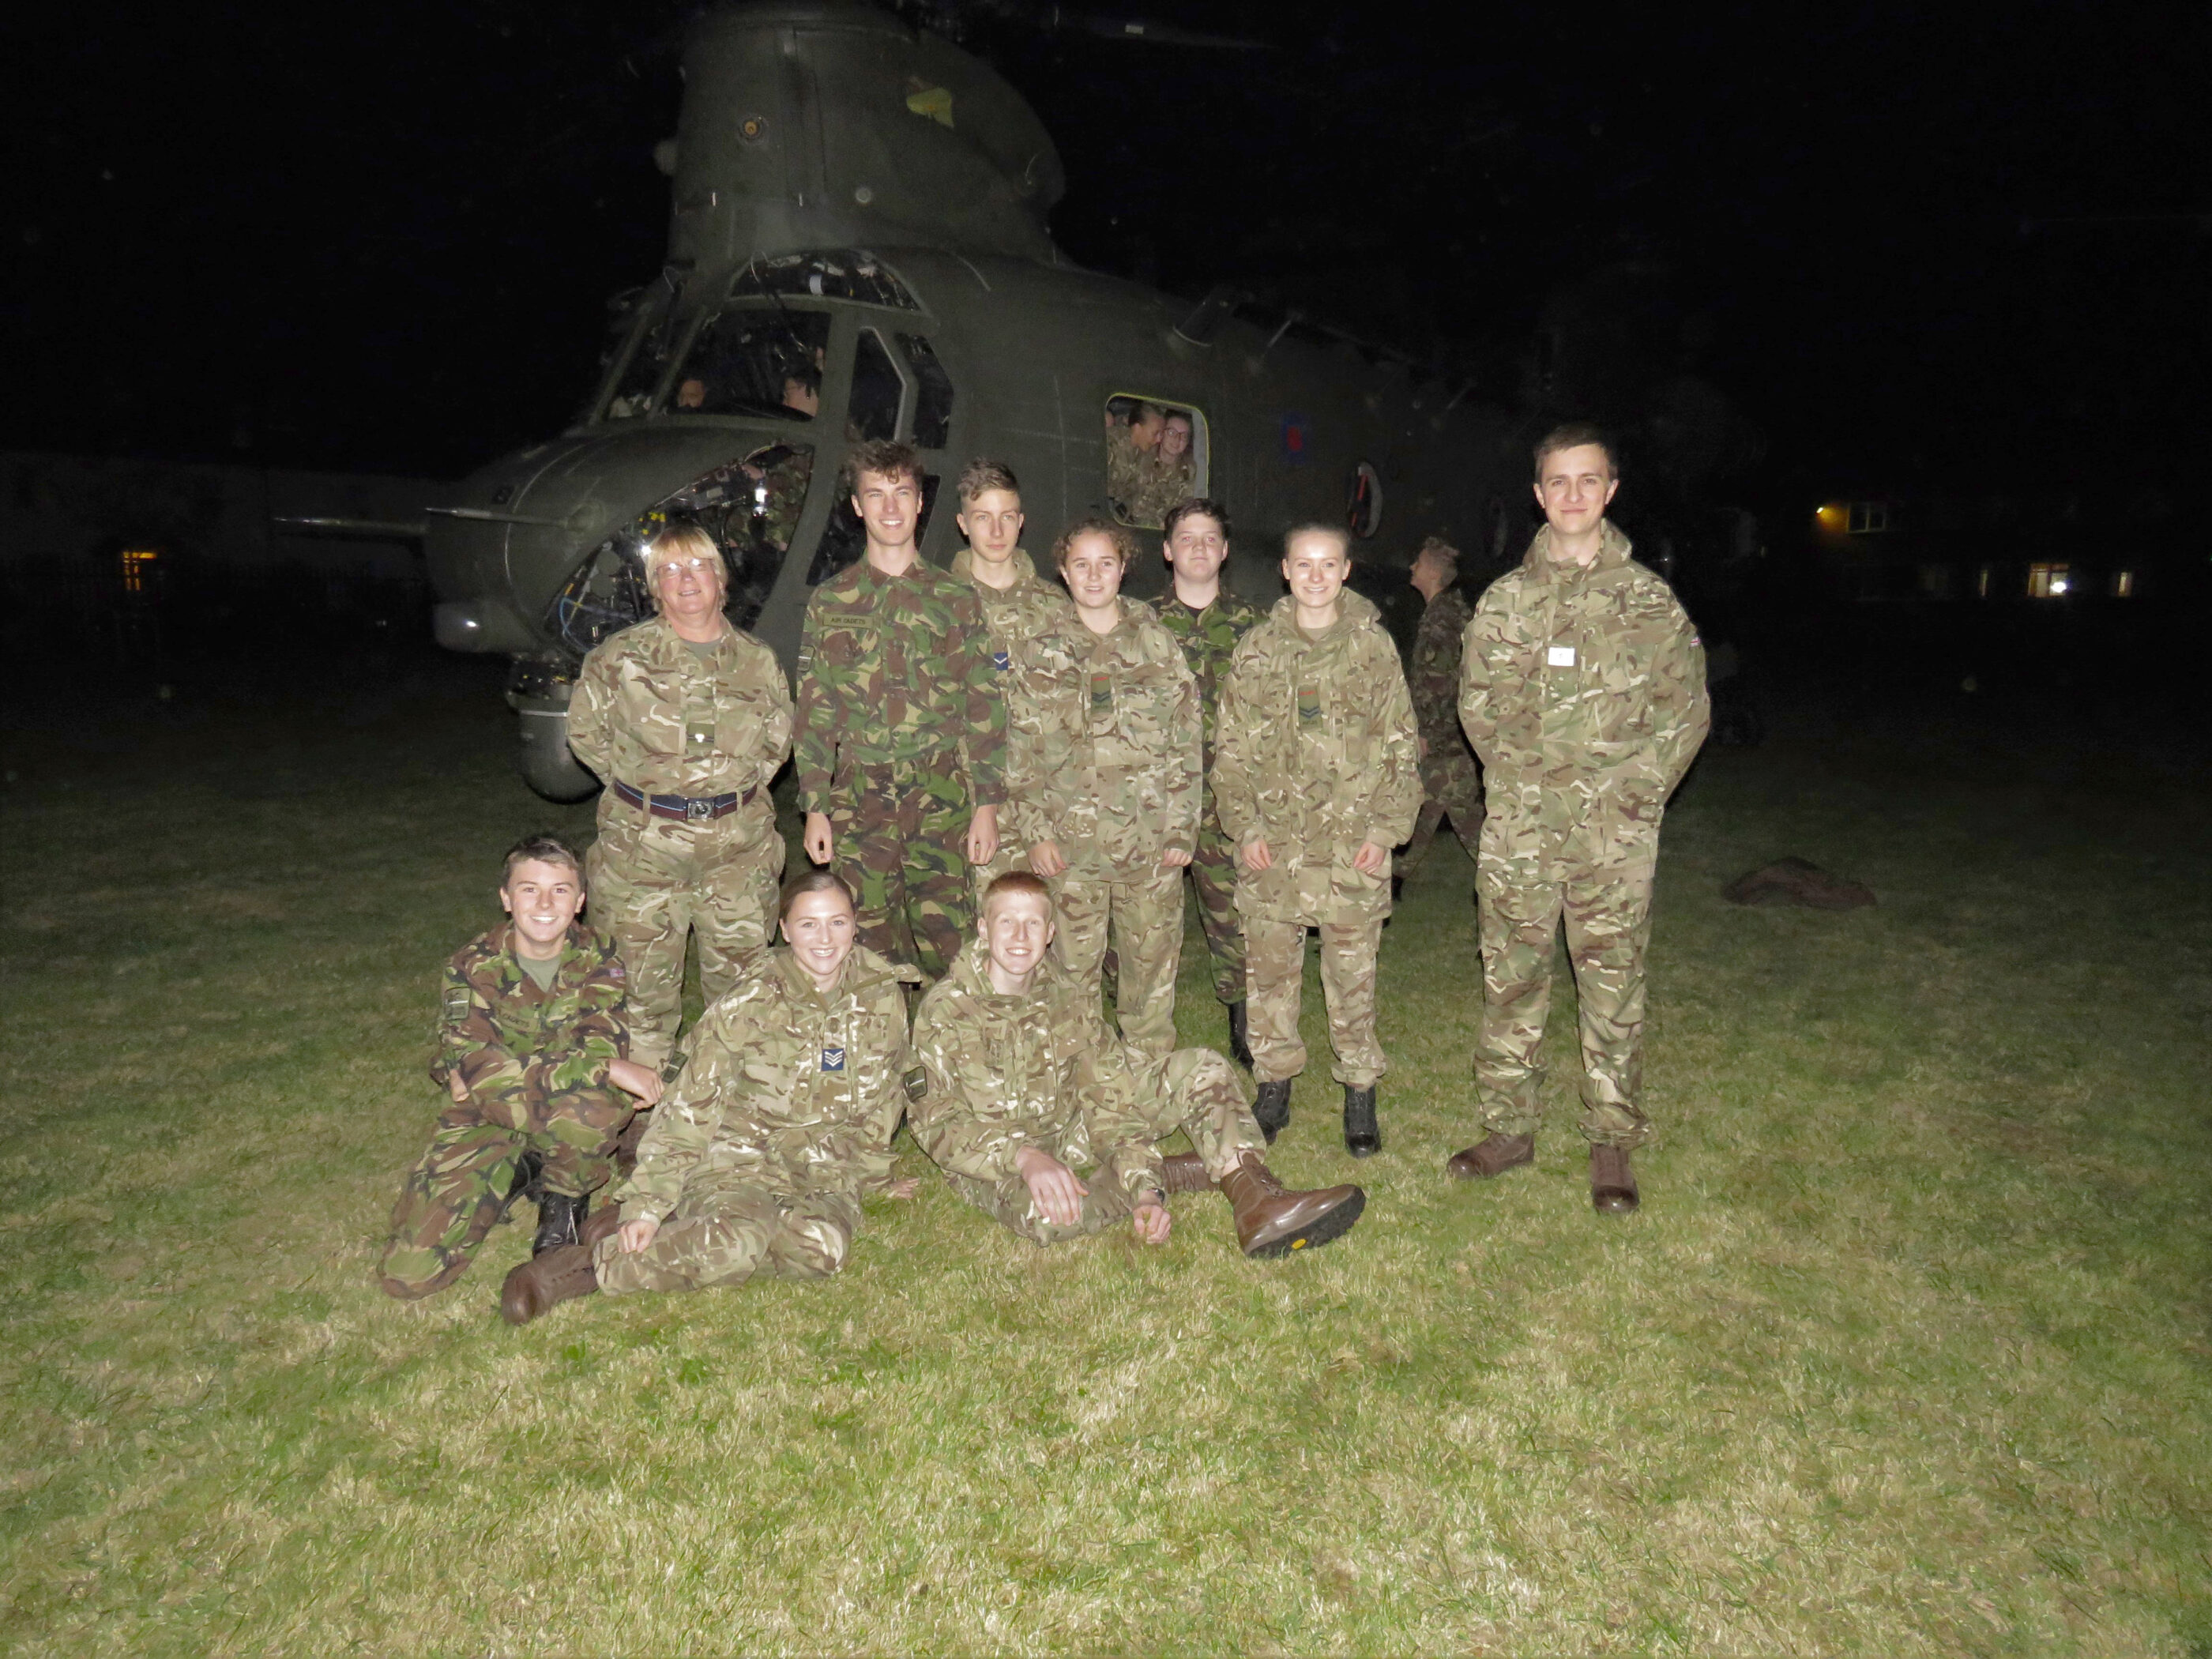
499, 872, 924, 1323
947, 457, 1075, 901
379, 836, 664, 1310
1156, 497, 1264, 1067
1396, 536, 1485, 881
909, 874, 1364, 1258
567, 522, 795, 1077
1014, 519, 1199, 1074
796, 439, 1008, 980
1450, 423, 1710, 1214
1104, 401, 1189, 528
1214, 525, 1422, 1157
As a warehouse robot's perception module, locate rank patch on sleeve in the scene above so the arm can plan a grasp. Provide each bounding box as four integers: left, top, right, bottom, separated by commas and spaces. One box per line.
993, 649, 1012, 672
820, 1046, 846, 1072
904, 1066, 929, 1101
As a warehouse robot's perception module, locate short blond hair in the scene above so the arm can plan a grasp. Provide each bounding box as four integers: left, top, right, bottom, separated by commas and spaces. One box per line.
642, 522, 725, 583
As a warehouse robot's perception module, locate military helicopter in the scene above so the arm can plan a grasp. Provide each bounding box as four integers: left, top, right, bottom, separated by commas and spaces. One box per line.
396, 0, 1518, 799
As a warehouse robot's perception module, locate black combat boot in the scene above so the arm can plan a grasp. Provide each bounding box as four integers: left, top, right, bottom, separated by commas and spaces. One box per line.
1225, 1000, 1254, 1070
1342, 1085, 1382, 1157
498, 1150, 545, 1223
1252, 1078, 1292, 1143
532, 1190, 587, 1255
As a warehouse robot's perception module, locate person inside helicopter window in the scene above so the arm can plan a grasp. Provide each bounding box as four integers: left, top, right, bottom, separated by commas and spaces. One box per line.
781, 364, 822, 419
1105, 401, 1167, 522
675, 377, 709, 411
1157, 409, 1198, 495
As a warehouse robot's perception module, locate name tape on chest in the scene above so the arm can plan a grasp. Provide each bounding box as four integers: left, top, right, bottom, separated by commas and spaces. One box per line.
1546, 645, 1578, 668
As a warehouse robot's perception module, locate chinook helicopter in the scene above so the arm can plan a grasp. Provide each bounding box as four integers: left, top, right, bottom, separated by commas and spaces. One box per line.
407, 0, 1518, 799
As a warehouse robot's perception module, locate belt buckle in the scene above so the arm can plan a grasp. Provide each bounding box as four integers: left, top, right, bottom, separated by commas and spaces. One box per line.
684, 797, 713, 824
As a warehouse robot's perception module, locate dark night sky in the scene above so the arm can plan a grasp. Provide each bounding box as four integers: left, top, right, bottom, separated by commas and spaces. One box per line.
8, 1, 2206, 491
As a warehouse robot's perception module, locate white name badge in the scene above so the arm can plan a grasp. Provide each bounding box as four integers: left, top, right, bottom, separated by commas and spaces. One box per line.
1546, 645, 1577, 668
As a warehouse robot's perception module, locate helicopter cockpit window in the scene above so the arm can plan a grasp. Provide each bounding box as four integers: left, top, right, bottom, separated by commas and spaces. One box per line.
730, 250, 920, 311
897, 333, 954, 450
1104, 395, 1208, 529
601, 288, 679, 420
674, 307, 830, 419
847, 329, 906, 443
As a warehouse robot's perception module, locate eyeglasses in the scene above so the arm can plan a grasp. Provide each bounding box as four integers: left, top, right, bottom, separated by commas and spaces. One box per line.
654, 558, 720, 577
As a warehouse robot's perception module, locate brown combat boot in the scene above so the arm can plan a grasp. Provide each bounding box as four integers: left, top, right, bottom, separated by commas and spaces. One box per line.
1446, 1133, 1535, 1180
579, 1202, 623, 1251
499, 1243, 599, 1325
1158, 1152, 1215, 1194
1218, 1153, 1365, 1258
1589, 1145, 1639, 1214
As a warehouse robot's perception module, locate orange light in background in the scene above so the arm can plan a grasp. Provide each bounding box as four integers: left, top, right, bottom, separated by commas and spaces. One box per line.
2027, 562, 2070, 599
120, 547, 160, 593
1815, 502, 1845, 529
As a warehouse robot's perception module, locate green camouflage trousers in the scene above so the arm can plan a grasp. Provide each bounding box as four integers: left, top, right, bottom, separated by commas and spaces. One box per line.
1185, 799, 1247, 1005
1049, 864, 1183, 1073
1398, 756, 1484, 875
946, 1048, 1264, 1245
594, 1173, 863, 1294
1473, 822, 1657, 1148
379, 1086, 630, 1298
588, 800, 784, 1070
1243, 913, 1387, 1087
832, 764, 975, 980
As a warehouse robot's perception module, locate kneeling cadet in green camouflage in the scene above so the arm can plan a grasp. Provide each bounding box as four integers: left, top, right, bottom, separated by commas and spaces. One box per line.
908, 873, 1364, 1258
499, 871, 923, 1323
379, 835, 664, 1307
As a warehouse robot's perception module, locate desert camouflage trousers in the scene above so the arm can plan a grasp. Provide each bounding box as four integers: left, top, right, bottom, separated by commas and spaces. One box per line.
588, 798, 784, 1071
379, 1085, 630, 1298
1185, 799, 1247, 1006
1048, 863, 1183, 1074
832, 762, 975, 980
1398, 753, 1484, 875
1243, 912, 1388, 1086
593, 1172, 863, 1295
945, 1048, 1264, 1246
1473, 811, 1659, 1148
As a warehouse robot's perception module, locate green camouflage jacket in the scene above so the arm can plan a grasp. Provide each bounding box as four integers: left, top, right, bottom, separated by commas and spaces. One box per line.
1409, 586, 1479, 783
431, 925, 630, 1119
1213, 590, 1422, 920
613, 946, 920, 1220
568, 615, 793, 798
1006, 596, 1200, 875
792, 555, 1008, 813
1156, 585, 1264, 773
1458, 521, 1709, 845
909, 940, 1165, 1206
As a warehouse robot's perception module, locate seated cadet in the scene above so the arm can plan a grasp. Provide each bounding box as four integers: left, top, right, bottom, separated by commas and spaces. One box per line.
908, 872, 1365, 1258
378, 834, 664, 1308
497, 871, 922, 1324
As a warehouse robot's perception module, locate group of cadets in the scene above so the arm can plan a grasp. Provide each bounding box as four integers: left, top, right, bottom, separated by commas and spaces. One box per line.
379, 423, 1709, 1324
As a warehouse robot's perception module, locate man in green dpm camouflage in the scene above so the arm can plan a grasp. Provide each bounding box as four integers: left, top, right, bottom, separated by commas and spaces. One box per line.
946, 457, 1075, 900
1155, 496, 1266, 1066
498, 871, 924, 1322
796, 440, 1008, 980
1397, 536, 1485, 881
380, 836, 664, 1310
567, 521, 794, 1076
1014, 519, 1200, 1075
1214, 525, 1422, 1158
909, 874, 1364, 1258
1450, 424, 1710, 1214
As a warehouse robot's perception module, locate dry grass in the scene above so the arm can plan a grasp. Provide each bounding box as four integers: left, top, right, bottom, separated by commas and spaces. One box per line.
2, 675, 2208, 1655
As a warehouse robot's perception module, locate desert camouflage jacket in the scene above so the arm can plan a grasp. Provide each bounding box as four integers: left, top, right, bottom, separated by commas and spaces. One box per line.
909, 940, 1165, 1206
951, 546, 1074, 663
431, 925, 630, 1116
793, 554, 1007, 812
1409, 586, 1480, 783
613, 946, 920, 1220
1213, 590, 1422, 919
1458, 521, 1709, 840
568, 616, 793, 799
1155, 585, 1263, 773
1006, 596, 1200, 874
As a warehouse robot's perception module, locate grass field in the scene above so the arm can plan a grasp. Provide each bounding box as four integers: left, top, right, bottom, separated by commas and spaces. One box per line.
3, 664, 2209, 1654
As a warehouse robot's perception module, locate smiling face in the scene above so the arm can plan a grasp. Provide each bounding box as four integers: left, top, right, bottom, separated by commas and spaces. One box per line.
1282, 529, 1352, 618
501, 858, 585, 959
852, 468, 921, 554
1160, 414, 1192, 461
649, 544, 728, 629
1060, 529, 1126, 615
783, 886, 859, 990
956, 487, 1025, 568
980, 889, 1055, 988
1533, 442, 1620, 544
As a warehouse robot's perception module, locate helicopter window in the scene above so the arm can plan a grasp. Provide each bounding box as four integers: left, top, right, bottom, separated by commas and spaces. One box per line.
807, 472, 942, 587
1348, 461, 1384, 540
847, 329, 908, 443
675, 307, 830, 419
897, 334, 954, 450
729, 249, 919, 311
601, 289, 679, 421
1103, 396, 1207, 530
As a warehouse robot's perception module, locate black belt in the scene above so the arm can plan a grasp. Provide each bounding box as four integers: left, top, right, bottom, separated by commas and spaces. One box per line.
614, 780, 756, 822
